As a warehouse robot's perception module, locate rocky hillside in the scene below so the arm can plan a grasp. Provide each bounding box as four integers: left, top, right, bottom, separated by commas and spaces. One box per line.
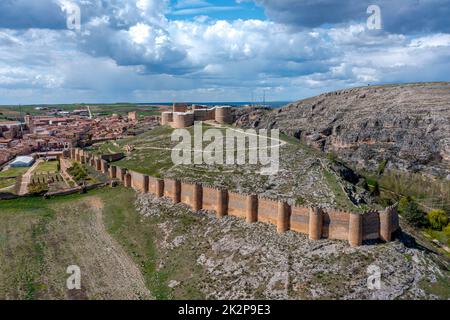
235, 83, 450, 179
136, 193, 450, 300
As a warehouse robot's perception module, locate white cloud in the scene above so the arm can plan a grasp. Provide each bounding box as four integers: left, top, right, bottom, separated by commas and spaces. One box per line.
0, 0, 449, 104
129, 23, 151, 44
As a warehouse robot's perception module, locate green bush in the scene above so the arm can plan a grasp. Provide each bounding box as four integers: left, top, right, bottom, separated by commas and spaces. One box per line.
402, 201, 426, 227
444, 225, 450, 238
28, 183, 49, 195
427, 209, 449, 231
67, 162, 88, 183
377, 159, 388, 176
327, 152, 338, 163
399, 196, 412, 210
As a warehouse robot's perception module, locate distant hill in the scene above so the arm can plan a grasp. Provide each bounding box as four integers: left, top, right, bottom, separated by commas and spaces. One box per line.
236, 83, 450, 179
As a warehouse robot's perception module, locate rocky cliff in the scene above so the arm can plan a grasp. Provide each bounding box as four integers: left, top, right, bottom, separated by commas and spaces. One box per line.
235, 83, 450, 179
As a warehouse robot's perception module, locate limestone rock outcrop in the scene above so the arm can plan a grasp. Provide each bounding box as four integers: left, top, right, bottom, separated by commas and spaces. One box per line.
235, 83, 450, 178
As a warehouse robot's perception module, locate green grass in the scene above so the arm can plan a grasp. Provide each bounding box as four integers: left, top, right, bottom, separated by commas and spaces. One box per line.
425, 229, 450, 248
101, 187, 204, 299
0, 103, 164, 120
101, 188, 170, 299
323, 169, 359, 211
421, 272, 450, 299
0, 167, 29, 178
0, 178, 15, 189
33, 161, 59, 174
0, 186, 205, 299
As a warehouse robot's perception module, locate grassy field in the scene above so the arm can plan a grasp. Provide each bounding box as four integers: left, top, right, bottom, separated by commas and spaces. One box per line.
0, 188, 153, 299
0, 167, 29, 178
33, 161, 59, 174
0, 104, 164, 120
0, 186, 206, 299
0, 167, 29, 191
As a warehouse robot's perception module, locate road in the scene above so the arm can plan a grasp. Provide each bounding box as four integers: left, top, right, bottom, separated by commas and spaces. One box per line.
17, 159, 41, 196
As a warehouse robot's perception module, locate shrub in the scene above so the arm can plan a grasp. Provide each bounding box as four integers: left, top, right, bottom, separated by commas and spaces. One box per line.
327, 152, 338, 163
377, 159, 388, 176
444, 225, 450, 238
28, 183, 48, 195
368, 180, 380, 196
399, 196, 412, 210
427, 209, 449, 231
402, 201, 426, 227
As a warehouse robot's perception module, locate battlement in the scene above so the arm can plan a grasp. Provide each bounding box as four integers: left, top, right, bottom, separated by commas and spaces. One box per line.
160, 103, 233, 128
68, 148, 401, 247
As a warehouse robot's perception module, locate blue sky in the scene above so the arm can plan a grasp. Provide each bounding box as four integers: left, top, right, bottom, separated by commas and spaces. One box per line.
0, 0, 449, 104
167, 0, 266, 20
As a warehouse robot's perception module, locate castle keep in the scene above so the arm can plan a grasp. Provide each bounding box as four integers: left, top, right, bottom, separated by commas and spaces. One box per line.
161, 103, 233, 128
69, 148, 400, 247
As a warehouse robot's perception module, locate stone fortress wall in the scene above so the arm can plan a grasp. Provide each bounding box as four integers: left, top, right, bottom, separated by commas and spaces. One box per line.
69, 148, 400, 247
161, 103, 233, 128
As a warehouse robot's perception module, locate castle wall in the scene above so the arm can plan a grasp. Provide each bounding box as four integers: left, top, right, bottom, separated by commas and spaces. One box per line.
277, 201, 290, 233
362, 210, 380, 240
109, 165, 117, 179
257, 196, 278, 225
194, 109, 215, 122
379, 205, 398, 242
322, 210, 350, 241
172, 113, 194, 129
202, 186, 219, 211
124, 173, 132, 188
148, 177, 164, 197
217, 189, 228, 218
246, 195, 258, 223
348, 213, 363, 247
101, 153, 125, 162
215, 107, 233, 124
130, 171, 148, 193
117, 167, 127, 182
180, 182, 202, 210
164, 178, 181, 203
173, 103, 188, 113
290, 206, 310, 234
309, 208, 323, 240
161, 105, 232, 128
101, 160, 109, 174
74, 149, 400, 247
161, 112, 173, 125
227, 192, 247, 219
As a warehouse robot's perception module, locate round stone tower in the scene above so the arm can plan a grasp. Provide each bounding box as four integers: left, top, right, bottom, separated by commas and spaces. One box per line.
215, 106, 233, 124
161, 112, 173, 125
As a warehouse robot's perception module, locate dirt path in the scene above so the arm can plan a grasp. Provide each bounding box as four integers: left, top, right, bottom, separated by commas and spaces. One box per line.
18, 160, 41, 195
72, 196, 153, 300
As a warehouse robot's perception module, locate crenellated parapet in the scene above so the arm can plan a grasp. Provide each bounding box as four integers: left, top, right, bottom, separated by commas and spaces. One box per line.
76, 149, 400, 247
160, 104, 233, 128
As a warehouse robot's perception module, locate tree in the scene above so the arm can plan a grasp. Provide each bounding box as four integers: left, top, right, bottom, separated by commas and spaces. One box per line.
427, 209, 449, 231
402, 201, 426, 227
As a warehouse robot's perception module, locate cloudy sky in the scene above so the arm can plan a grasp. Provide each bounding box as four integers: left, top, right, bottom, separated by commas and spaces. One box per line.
0, 0, 449, 104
